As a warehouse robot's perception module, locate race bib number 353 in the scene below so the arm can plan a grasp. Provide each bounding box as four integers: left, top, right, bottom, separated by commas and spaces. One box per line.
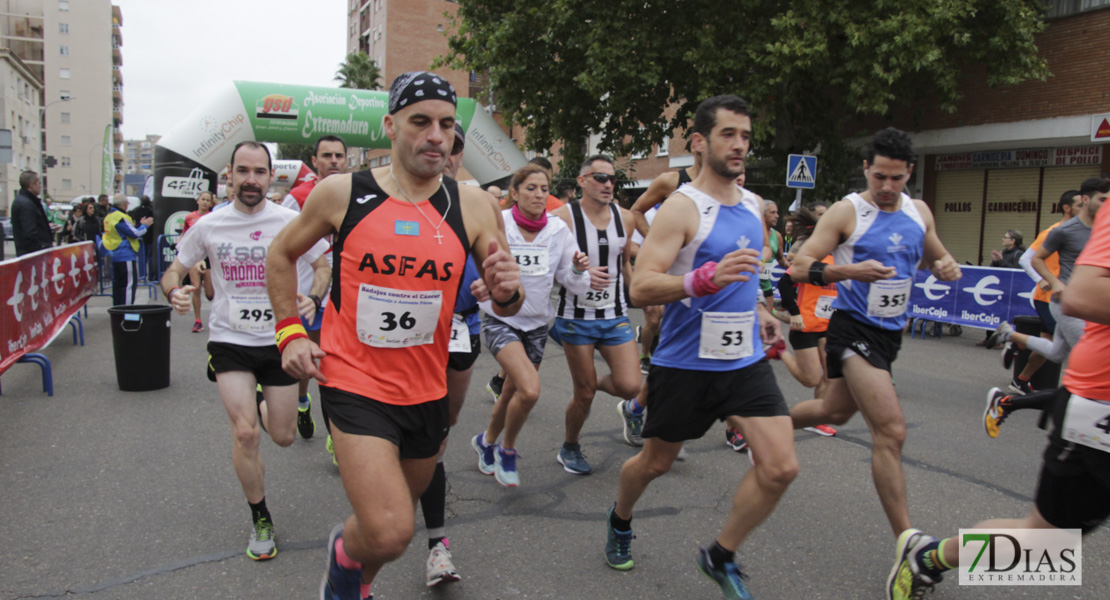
356, 284, 442, 348
867, 278, 911, 318
699, 311, 755, 360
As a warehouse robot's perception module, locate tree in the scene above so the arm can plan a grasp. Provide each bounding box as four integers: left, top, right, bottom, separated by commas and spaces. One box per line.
277, 143, 315, 168
335, 52, 384, 90
443, 0, 1048, 203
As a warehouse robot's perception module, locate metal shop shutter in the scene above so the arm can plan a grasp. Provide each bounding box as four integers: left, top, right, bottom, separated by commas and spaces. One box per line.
983, 168, 1041, 260
1038, 165, 1103, 233
934, 170, 984, 265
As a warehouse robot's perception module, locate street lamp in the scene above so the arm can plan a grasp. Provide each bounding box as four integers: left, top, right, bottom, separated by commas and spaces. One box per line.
38, 96, 75, 198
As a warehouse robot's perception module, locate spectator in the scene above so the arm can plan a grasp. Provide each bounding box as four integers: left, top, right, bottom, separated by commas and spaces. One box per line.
990, 229, 1025, 268
61, 200, 82, 244
129, 195, 156, 278
74, 201, 101, 243
102, 193, 152, 305
94, 194, 110, 220
11, 170, 52, 256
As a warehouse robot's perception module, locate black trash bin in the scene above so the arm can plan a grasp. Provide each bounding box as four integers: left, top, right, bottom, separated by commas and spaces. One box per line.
1011, 315, 1063, 390
107, 304, 172, 391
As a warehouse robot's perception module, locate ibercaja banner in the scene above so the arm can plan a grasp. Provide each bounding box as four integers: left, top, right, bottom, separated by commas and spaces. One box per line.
0, 242, 97, 374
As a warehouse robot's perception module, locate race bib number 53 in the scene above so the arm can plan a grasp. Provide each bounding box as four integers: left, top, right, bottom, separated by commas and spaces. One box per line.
699, 311, 755, 360
356, 284, 442, 348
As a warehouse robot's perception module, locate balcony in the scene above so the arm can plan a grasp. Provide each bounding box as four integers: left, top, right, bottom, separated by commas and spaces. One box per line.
113, 86, 121, 101
112, 45, 121, 64
113, 108, 122, 124
112, 70, 122, 85
113, 151, 123, 162
113, 128, 123, 145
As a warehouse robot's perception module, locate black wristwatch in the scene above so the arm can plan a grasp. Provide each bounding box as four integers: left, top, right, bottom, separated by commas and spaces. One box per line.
309, 294, 322, 311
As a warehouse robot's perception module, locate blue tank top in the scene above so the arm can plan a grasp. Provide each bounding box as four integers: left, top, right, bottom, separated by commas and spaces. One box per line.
651, 184, 767, 372
455, 257, 481, 334
831, 193, 926, 331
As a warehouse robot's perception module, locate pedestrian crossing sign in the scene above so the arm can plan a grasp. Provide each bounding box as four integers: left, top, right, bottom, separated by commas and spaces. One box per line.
786, 154, 817, 189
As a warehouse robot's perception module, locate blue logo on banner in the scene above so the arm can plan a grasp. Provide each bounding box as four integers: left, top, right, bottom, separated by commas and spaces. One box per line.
908, 266, 1036, 329
394, 220, 420, 236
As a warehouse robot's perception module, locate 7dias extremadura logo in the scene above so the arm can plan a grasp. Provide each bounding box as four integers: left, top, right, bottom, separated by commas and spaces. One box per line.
959, 528, 1081, 586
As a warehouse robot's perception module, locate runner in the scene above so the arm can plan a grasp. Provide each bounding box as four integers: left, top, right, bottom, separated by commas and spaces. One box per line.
759, 199, 786, 312
551, 154, 641, 475
888, 190, 1110, 600
417, 124, 503, 588
604, 95, 796, 600
160, 141, 331, 561
983, 179, 1108, 438
472, 163, 593, 487
1002, 190, 1082, 395
263, 72, 522, 600
182, 190, 214, 332
281, 135, 350, 450
787, 128, 962, 547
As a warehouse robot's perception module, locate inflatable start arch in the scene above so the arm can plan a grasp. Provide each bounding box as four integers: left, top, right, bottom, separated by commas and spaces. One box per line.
152, 81, 526, 237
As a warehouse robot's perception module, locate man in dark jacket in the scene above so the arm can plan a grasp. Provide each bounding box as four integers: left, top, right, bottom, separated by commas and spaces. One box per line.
11, 170, 52, 256
129, 195, 156, 278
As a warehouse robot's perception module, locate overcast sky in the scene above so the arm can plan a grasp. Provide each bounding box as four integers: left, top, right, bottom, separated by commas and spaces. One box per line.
115, 0, 348, 139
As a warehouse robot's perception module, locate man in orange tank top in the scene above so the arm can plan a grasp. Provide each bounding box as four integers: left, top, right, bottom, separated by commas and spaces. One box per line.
265, 71, 522, 600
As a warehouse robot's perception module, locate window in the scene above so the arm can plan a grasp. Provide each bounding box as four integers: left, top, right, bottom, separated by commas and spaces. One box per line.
656, 135, 671, 157
1045, 0, 1110, 18
59, 68, 70, 79
59, 45, 69, 55
61, 156, 71, 167
59, 90, 71, 100
60, 112, 70, 124
59, 0, 69, 10
59, 23, 68, 34
60, 135, 71, 146
61, 179, 72, 189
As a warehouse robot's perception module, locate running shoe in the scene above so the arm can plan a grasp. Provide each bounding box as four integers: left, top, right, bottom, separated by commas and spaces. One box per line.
321, 522, 363, 600
471, 433, 496, 475
494, 446, 520, 487
984, 321, 1012, 350
675, 446, 688, 462
639, 355, 651, 375
557, 443, 592, 474
764, 339, 786, 360
804, 424, 837, 437
983, 387, 1012, 439
604, 504, 635, 570
192, 319, 204, 333
886, 528, 941, 600
617, 400, 644, 447
246, 518, 277, 560
696, 546, 753, 600
486, 373, 504, 402
425, 539, 461, 587
298, 394, 316, 439
326, 434, 337, 467
1007, 378, 1035, 395
1001, 341, 1016, 369
725, 428, 748, 452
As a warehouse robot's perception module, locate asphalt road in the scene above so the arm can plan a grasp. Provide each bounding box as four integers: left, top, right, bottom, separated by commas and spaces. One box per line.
1, 295, 1106, 599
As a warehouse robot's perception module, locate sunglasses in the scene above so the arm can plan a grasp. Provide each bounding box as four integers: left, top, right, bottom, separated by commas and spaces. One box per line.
587, 172, 617, 185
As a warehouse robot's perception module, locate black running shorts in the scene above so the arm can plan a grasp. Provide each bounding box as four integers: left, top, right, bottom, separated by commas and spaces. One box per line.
788, 329, 826, 351
641, 360, 788, 443
320, 386, 449, 460
447, 333, 481, 372
824, 311, 902, 378
206, 341, 297, 386
1036, 387, 1110, 533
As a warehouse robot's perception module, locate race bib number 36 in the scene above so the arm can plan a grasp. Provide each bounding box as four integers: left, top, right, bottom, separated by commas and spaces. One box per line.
699, 311, 755, 360
867, 278, 911, 318
356, 284, 442, 348
1062, 393, 1110, 454
229, 295, 274, 332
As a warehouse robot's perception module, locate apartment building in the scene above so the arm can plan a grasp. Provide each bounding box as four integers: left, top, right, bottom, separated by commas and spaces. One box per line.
124, 133, 157, 176
0, 0, 120, 203
0, 47, 40, 210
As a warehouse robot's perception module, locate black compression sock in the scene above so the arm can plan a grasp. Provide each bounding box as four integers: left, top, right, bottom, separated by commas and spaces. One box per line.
420, 462, 447, 543
609, 506, 632, 531
249, 498, 271, 524
708, 541, 735, 568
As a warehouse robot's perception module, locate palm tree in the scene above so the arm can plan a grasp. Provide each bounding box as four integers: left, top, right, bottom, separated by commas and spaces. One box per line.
335, 52, 383, 90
